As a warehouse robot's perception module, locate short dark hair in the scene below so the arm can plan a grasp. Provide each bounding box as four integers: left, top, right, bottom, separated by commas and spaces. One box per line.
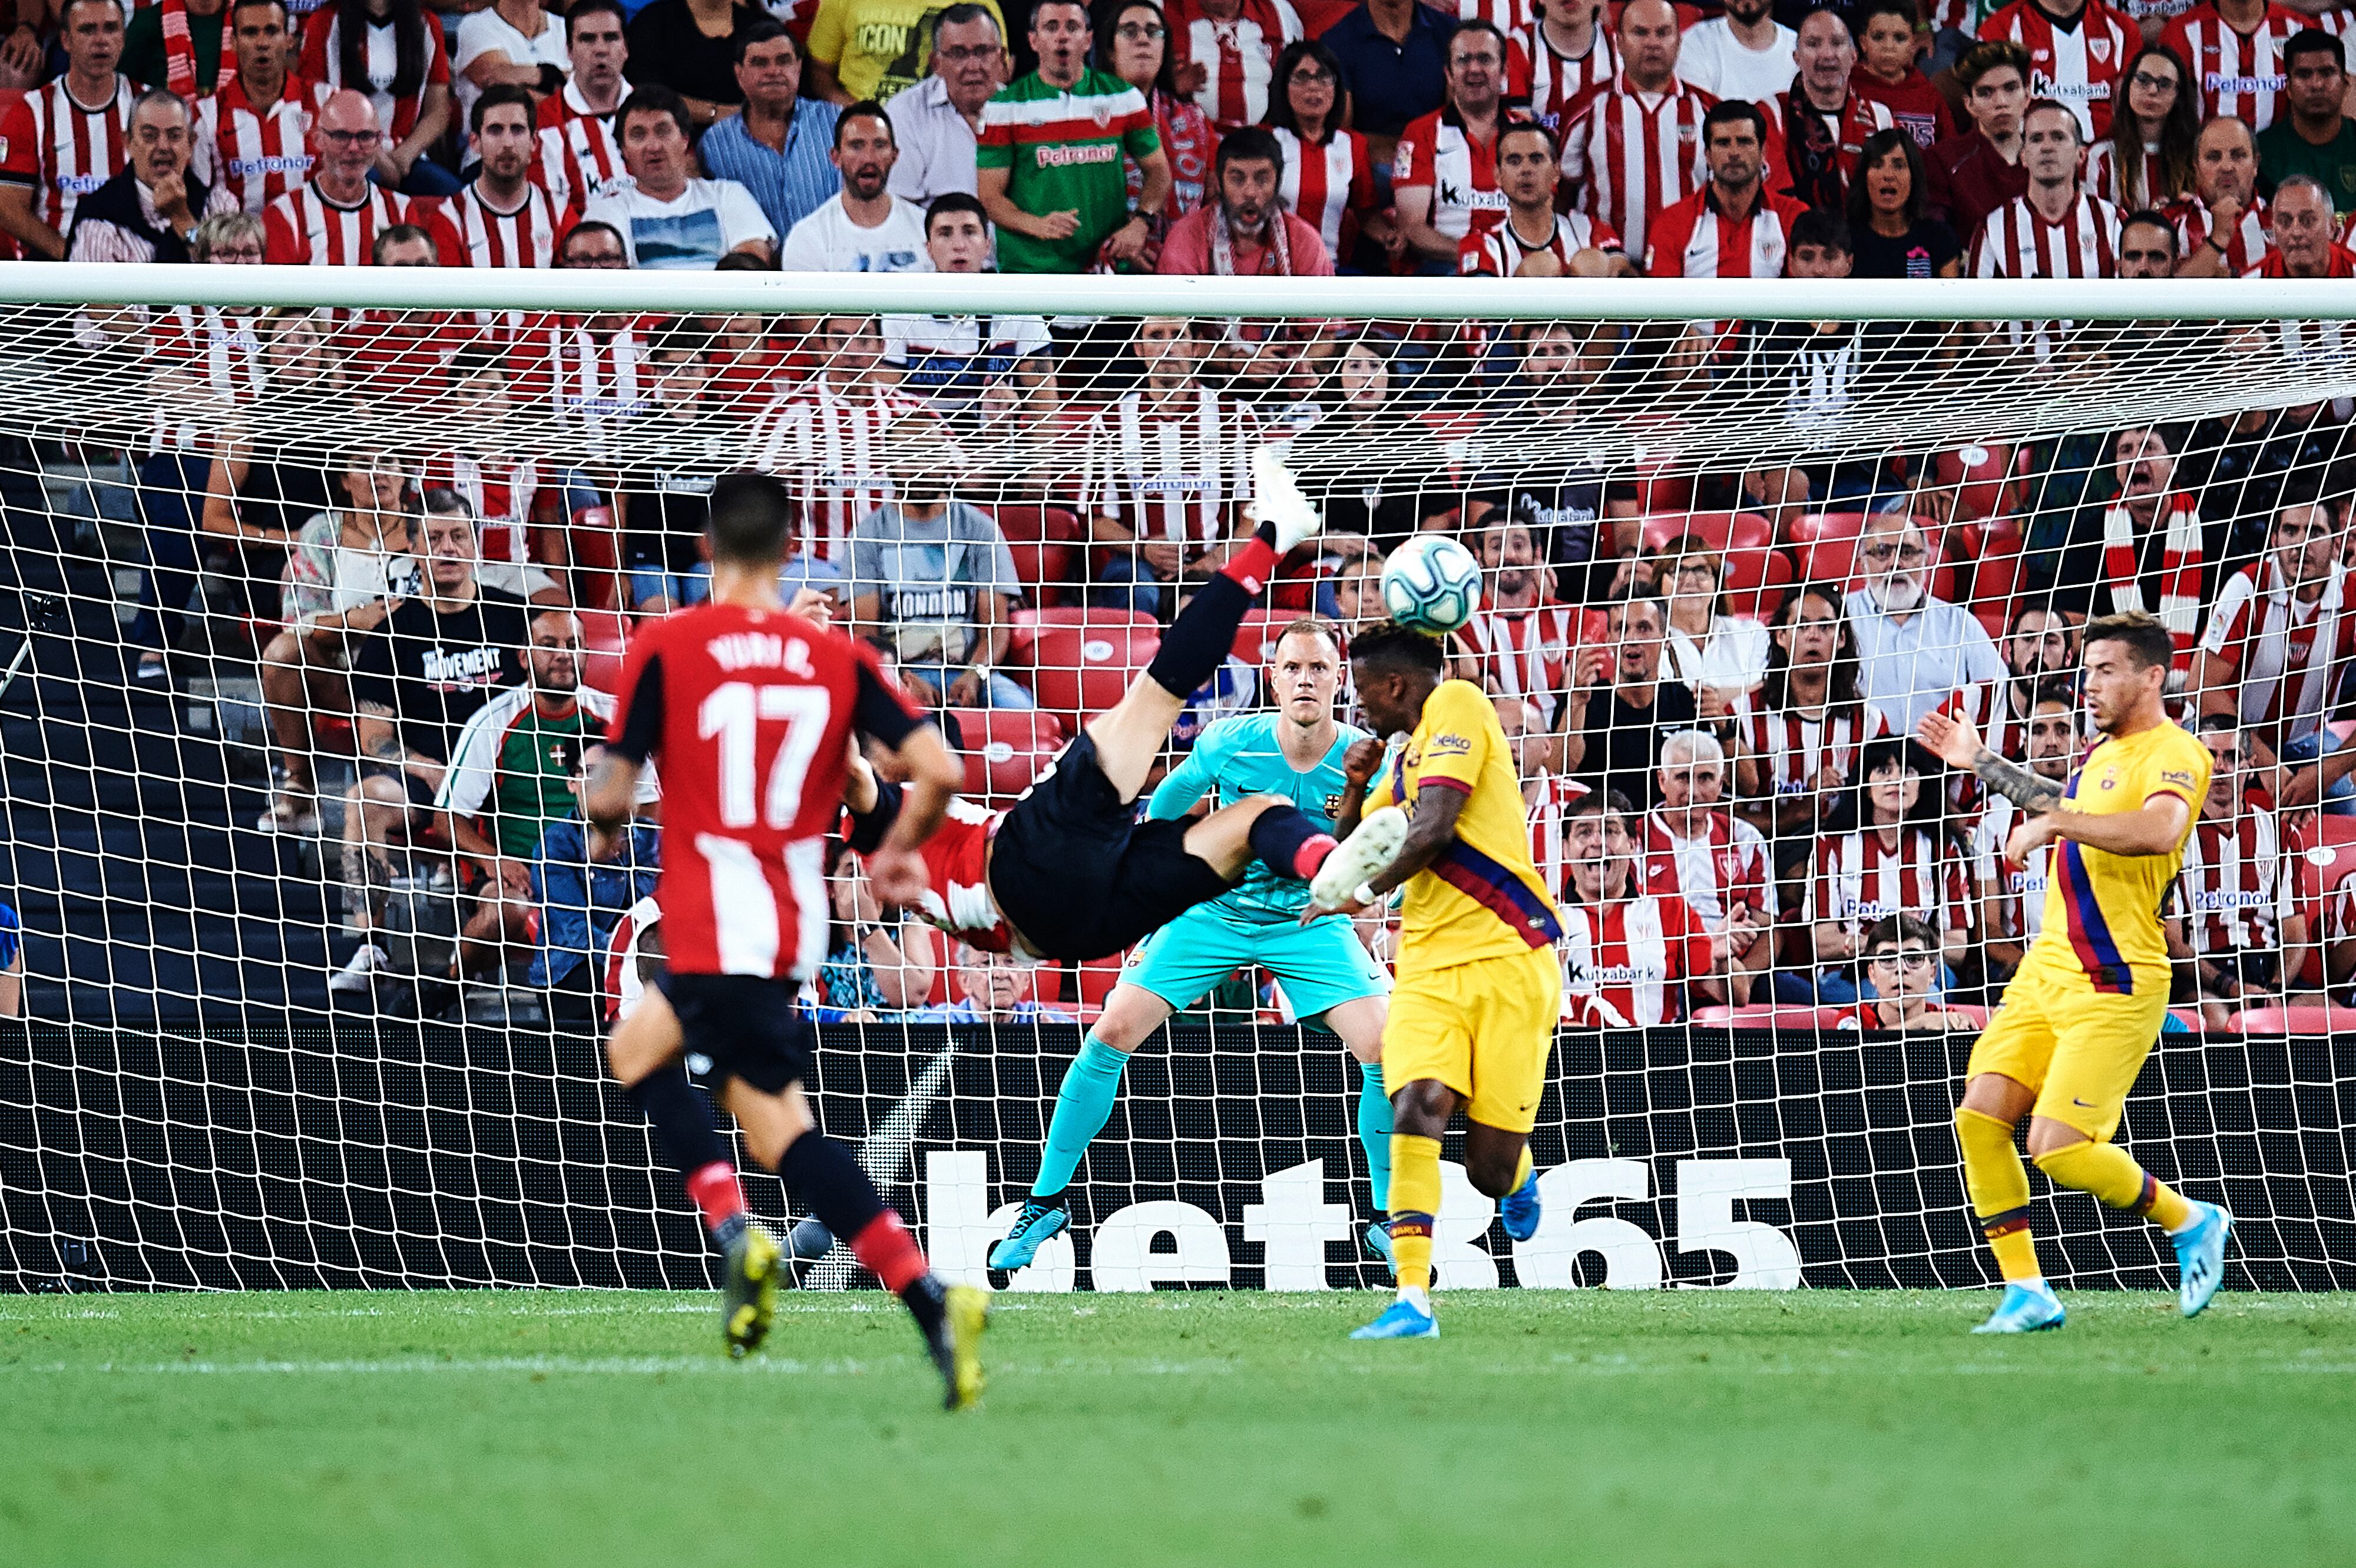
1563, 786, 1634, 822
835, 99, 894, 149
706, 472, 798, 564
2120, 207, 2180, 251
469, 81, 537, 137
1448, 17, 1509, 61
926, 190, 988, 234
228, 0, 289, 23
1863, 912, 1938, 955
1497, 119, 1558, 159
2195, 710, 2241, 735
647, 313, 715, 359
2023, 97, 2082, 140
1855, 0, 1919, 30
369, 223, 436, 263
732, 16, 793, 65
1791, 208, 1852, 255
1274, 616, 1342, 657
1346, 620, 1447, 677
932, 1, 998, 43
565, 0, 626, 28
560, 219, 627, 263
2285, 25, 2345, 71
2028, 676, 2078, 711
616, 84, 693, 142
1703, 97, 1768, 144
2083, 610, 2177, 670
1957, 39, 2031, 91
1215, 125, 1283, 177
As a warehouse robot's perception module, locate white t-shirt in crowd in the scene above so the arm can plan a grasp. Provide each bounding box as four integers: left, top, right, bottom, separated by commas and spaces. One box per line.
584, 177, 776, 269
1675, 18, 1798, 104
454, 7, 570, 130
778, 193, 933, 273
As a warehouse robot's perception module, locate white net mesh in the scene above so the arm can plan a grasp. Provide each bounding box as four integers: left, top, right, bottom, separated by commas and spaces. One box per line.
0, 272, 2350, 1294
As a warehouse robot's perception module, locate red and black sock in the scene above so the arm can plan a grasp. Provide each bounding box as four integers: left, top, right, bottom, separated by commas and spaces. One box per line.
1246, 804, 1338, 882
625, 1065, 739, 1237
777, 1133, 944, 1335
1143, 524, 1278, 700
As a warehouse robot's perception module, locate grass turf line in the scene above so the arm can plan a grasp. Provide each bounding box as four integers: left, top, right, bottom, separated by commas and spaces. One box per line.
2, 1291, 2350, 1567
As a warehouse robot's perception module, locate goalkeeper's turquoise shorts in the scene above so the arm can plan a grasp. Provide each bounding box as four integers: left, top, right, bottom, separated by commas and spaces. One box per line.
1122, 907, 1389, 1021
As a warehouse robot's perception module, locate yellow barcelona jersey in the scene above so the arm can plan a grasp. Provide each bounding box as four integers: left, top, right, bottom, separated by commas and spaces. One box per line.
2022, 719, 2211, 995
1365, 679, 1561, 977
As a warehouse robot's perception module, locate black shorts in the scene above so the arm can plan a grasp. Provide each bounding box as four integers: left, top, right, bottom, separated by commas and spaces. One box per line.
989, 733, 1232, 962
656, 972, 815, 1094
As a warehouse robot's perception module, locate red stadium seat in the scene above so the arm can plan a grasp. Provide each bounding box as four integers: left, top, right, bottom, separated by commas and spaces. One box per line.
1230, 607, 1285, 667
2286, 814, 2356, 984
1067, 952, 1130, 1010
2231, 1005, 2349, 1033
1934, 443, 2019, 522
1020, 608, 1159, 725
990, 504, 1084, 608
1638, 511, 1772, 555
1720, 539, 1794, 620
1690, 1005, 1851, 1028
565, 504, 626, 612
943, 707, 1066, 802
577, 608, 629, 694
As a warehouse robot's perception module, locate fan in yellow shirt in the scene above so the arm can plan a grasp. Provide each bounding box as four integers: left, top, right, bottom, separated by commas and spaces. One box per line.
1919, 610, 2235, 1334
1305, 623, 1563, 1341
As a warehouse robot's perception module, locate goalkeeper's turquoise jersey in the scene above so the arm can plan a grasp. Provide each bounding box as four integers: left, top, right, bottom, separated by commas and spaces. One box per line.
1147, 713, 1369, 927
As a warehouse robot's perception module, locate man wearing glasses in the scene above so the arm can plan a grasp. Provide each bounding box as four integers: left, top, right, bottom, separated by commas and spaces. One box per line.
884, 5, 1010, 206
262, 88, 429, 264
976, 0, 1170, 272
1845, 511, 2004, 735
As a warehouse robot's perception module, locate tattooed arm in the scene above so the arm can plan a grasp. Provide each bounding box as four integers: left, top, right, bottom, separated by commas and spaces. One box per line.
1919, 709, 2064, 810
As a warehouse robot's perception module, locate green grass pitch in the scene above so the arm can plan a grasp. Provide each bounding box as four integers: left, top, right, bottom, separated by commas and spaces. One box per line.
2, 1289, 2351, 1566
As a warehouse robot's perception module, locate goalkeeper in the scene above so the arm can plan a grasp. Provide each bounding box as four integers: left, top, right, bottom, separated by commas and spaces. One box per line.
992, 618, 1396, 1271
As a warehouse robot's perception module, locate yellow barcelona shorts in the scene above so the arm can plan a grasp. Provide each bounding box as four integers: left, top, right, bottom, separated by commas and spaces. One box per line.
1381, 944, 1563, 1135
1967, 967, 2169, 1142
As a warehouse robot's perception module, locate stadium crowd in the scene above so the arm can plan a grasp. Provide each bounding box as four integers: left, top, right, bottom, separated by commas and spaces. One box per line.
4, 0, 2356, 1029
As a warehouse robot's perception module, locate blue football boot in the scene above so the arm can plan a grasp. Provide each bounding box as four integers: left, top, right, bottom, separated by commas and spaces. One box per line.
1351, 1296, 1439, 1340
1498, 1169, 1542, 1243
1970, 1280, 2067, 1334
988, 1200, 1070, 1271
2173, 1201, 2235, 1318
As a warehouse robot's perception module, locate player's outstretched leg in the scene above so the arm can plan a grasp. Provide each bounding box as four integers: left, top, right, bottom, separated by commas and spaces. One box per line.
2031, 1137, 2230, 1319
1310, 805, 1410, 911
991, 988, 1175, 1269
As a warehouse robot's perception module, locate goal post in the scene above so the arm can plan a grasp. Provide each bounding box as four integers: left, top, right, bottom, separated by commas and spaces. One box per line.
0, 263, 2350, 1295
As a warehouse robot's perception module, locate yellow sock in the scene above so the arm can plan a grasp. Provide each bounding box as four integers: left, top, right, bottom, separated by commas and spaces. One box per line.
1956, 1108, 2043, 1283
1388, 1133, 1442, 1295
2034, 1140, 2196, 1232
1511, 1144, 1533, 1192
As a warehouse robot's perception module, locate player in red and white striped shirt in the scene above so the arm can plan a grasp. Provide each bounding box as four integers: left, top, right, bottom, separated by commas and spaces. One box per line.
1168, 0, 1301, 133
1559, 0, 1714, 266
2172, 715, 2299, 1028
1643, 98, 1809, 277
1639, 730, 1773, 1001
437, 85, 574, 268
2162, 0, 2304, 131
588, 470, 985, 1380
749, 313, 921, 564
1977, 0, 2137, 138
193, 0, 328, 213
1077, 316, 1262, 615
1457, 119, 1624, 275
1801, 736, 1977, 998
0, 0, 134, 260
261, 88, 425, 263
1556, 788, 1723, 1027
2169, 114, 2268, 276
1524, 0, 1617, 135
2193, 498, 2356, 756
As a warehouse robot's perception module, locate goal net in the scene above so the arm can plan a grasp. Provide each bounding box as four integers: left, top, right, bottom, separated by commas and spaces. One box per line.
0, 266, 2350, 1295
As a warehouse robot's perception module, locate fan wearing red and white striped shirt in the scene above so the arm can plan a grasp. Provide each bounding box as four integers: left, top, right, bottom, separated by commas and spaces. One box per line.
1977, 0, 2137, 138
1970, 686, 2077, 971
421, 445, 547, 567
1802, 737, 1978, 989
1971, 102, 2122, 279
749, 315, 921, 564
1735, 587, 1871, 856
437, 87, 573, 268
1524, 0, 1617, 135
1644, 98, 1809, 277
539, 0, 630, 131
1457, 118, 1624, 274
1169, 0, 1301, 133
1558, 1, 1715, 266
2169, 115, 2268, 276
1453, 514, 1576, 723
193, 5, 329, 216
2172, 718, 2295, 1028
261, 88, 421, 263
506, 306, 654, 445
2193, 499, 2356, 753
2162, 0, 2304, 130
0, 8, 134, 261
1523, 766, 1591, 905
1639, 730, 1774, 1000
1393, 21, 1527, 263
535, 110, 631, 211
1556, 789, 1723, 1027
298, 0, 451, 149
1270, 123, 1374, 257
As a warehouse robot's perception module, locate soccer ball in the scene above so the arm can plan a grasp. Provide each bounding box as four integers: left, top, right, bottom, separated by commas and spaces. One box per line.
1380, 535, 1483, 634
